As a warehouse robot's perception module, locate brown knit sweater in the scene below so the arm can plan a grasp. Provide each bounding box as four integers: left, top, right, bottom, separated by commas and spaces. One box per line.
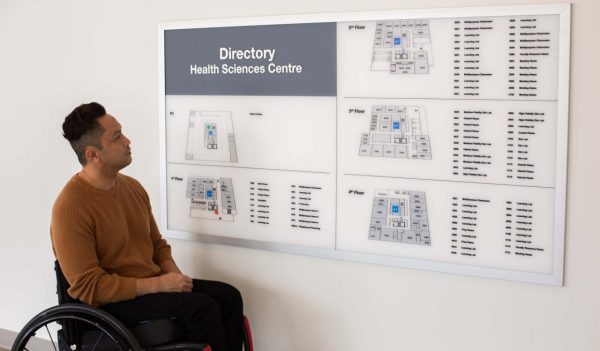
51, 173, 174, 306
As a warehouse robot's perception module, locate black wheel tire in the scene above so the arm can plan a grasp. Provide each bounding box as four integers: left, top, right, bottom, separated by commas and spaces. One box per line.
11, 303, 142, 351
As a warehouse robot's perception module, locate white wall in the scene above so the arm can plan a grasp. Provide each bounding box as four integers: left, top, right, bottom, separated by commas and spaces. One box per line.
0, 0, 599, 350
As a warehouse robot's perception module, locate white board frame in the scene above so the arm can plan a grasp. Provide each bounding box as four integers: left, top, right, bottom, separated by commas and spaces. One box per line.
158, 4, 570, 286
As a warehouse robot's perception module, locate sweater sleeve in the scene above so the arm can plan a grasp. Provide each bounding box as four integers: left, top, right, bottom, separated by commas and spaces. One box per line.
51, 196, 137, 307
130, 176, 175, 267
149, 212, 175, 267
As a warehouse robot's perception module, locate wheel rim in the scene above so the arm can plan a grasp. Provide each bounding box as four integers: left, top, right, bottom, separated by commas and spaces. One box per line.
12, 304, 141, 351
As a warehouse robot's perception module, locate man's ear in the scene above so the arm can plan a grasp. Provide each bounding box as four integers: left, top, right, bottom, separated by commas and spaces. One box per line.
83, 146, 99, 163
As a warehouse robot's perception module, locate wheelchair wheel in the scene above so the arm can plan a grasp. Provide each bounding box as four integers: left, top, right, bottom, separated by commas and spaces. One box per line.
11, 303, 142, 351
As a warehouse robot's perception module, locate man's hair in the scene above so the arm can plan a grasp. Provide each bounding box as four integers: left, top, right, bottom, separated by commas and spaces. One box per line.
62, 102, 106, 165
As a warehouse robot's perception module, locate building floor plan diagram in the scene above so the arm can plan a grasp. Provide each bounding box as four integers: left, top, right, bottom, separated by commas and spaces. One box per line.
186, 177, 237, 221
369, 189, 431, 245
359, 105, 432, 159
186, 111, 238, 162
162, 6, 569, 284
371, 19, 433, 74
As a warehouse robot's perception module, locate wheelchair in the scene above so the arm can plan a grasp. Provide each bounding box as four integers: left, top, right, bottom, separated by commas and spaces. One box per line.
11, 261, 254, 351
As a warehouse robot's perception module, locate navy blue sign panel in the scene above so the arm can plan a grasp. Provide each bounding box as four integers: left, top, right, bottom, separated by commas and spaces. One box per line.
164, 23, 337, 96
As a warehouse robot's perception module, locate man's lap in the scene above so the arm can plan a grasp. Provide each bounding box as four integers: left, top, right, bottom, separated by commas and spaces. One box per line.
100, 279, 241, 326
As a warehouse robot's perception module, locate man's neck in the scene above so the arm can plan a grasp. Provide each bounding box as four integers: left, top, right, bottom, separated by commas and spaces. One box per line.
79, 167, 118, 191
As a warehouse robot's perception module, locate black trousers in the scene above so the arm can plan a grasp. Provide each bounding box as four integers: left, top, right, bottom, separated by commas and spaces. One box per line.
100, 279, 243, 351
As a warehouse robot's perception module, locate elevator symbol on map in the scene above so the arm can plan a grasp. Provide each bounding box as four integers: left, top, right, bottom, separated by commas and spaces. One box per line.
359, 105, 431, 159
185, 111, 238, 162
371, 19, 433, 74
186, 177, 237, 222
369, 189, 430, 245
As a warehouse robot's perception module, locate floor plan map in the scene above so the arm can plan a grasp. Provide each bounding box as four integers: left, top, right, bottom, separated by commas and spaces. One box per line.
162, 8, 569, 284
186, 177, 237, 221
359, 105, 432, 159
186, 110, 238, 162
371, 19, 433, 74
368, 189, 431, 245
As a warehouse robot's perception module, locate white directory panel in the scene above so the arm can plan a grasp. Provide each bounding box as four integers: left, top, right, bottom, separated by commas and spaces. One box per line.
159, 4, 570, 285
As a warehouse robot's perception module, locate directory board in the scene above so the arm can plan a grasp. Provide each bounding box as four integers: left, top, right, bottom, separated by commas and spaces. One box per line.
159, 4, 570, 285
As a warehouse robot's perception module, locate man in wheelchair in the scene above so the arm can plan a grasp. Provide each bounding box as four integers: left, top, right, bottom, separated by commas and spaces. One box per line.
48, 102, 244, 351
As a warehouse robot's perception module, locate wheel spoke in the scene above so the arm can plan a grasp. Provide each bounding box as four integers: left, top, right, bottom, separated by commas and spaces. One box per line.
14, 308, 139, 351
89, 331, 104, 351
44, 324, 58, 351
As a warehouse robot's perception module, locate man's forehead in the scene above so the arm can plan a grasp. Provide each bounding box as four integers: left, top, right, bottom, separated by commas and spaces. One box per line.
99, 114, 122, 131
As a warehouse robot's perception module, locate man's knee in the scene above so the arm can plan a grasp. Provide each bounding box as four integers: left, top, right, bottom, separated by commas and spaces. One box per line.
227, 284, 243, 306
221, 283, 243, 316
193, 280, 243, 307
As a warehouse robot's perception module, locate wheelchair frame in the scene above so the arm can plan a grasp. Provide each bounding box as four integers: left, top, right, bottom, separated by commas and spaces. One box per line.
10, 261, 253, 351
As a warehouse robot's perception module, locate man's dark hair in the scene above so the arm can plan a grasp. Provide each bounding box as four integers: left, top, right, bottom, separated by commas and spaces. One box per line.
62, 102, 106, 165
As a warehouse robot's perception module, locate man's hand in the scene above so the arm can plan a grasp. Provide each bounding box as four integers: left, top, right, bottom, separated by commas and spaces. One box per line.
156, 272, 193, 293
136, 272, 193, 296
